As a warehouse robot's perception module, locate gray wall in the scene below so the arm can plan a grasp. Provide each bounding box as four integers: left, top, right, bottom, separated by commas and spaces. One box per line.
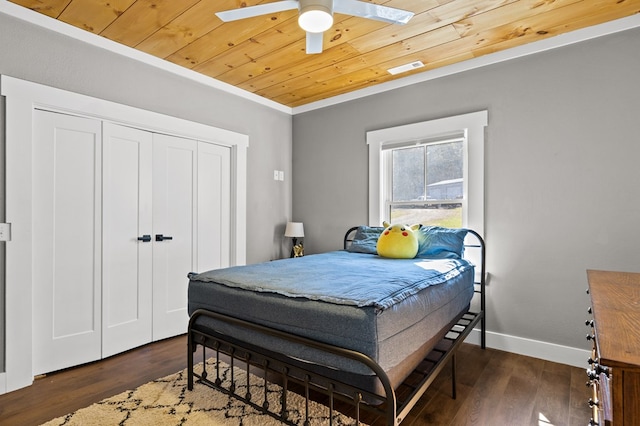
0, 12, 293, 372
292, 27, 640, 351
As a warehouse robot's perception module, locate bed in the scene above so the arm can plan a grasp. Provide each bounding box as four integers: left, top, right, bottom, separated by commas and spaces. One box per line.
187, 225, 485, 425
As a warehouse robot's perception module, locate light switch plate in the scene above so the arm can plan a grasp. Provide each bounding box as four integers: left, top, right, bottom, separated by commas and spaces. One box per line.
0, 223, 11, 241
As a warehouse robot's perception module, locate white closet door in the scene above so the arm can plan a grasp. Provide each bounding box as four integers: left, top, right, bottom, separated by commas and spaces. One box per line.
32, 110, 102, 375
152, 134, 198, 340
102, 123, 153, 358
198, 142, 231, 272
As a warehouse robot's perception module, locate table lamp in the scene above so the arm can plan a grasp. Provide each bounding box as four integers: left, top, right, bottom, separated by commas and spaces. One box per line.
284, 222, 304, 257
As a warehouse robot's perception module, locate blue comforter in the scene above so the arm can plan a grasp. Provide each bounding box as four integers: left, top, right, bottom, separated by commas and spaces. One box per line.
190, 251, 474, 311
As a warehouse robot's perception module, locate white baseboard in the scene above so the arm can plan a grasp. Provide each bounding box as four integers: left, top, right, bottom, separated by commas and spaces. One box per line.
464, 328, 590, 369
0, 372, 6, 395
0, 330, 589, 396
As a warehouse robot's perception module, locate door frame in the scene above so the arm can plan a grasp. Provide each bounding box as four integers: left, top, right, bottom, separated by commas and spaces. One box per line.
0, 75, 248, 393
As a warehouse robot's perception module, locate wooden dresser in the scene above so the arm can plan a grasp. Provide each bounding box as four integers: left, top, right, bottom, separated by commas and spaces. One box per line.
586, 270, 640, 426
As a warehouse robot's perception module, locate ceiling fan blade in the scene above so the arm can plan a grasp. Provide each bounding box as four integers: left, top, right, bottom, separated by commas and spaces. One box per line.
306, 32, 323, 54
216, 0, 299, 22
334, 0, 414, 25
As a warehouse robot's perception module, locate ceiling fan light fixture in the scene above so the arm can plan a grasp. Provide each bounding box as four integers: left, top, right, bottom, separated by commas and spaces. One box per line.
298, 0, 334, 33
215, 0, 414, 55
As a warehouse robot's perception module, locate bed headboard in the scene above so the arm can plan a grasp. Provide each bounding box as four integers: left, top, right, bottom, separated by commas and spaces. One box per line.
343, 226, 360, 249
343, 225, 485, 270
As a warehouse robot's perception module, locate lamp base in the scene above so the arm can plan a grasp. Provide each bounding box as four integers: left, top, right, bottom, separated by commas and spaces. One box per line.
290, 238, 304, 258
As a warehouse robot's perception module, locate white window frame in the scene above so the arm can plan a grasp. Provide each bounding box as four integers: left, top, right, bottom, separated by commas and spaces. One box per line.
367, 111, 488, 235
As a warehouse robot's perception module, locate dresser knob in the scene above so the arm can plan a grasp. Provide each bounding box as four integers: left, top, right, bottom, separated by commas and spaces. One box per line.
595, 364, 610, 377
586, 368, 598, 381
587, 306, 592, 314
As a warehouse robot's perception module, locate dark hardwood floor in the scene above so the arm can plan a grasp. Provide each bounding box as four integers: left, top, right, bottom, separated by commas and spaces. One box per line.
0, 335, 591, 425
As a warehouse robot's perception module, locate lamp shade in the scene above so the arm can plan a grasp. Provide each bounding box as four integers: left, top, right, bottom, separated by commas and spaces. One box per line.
284, 222, 305, 238
298, 0, 333, 33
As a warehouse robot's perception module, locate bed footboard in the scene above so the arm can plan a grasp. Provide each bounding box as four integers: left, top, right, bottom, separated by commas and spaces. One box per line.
188, 308, 396, 425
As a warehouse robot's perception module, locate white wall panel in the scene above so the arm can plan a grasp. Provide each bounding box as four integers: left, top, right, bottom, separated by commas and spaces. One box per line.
32, 110, 102, 375
102, 123, 153, 358
152, 134, 197, 340
198, 142, 231, 272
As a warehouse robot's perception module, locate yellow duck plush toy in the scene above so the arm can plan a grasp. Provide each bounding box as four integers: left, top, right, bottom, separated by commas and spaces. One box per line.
376, 221, 420, 259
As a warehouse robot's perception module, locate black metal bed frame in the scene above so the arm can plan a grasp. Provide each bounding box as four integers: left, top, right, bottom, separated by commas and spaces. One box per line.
187, 226, 486, 426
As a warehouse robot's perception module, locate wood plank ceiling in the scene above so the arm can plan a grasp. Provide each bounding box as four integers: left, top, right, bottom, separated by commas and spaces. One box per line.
9, 0, 640, 108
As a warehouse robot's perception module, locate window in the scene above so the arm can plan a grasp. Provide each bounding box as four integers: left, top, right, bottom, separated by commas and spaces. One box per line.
367, 111, 487, 234
386, 136, 464, 228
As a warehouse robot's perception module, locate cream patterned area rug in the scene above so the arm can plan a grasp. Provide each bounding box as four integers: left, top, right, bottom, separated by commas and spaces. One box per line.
42, 358, 365, 426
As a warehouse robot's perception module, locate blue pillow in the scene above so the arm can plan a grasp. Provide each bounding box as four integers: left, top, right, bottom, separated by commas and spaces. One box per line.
416, 226, 468, 259
347, 226, 384, 254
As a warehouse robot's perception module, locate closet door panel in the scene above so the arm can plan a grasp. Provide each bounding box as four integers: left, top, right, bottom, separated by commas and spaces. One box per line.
32, 110, 102, 375
102, 123, 153, 358
198, 142, 231, 272
152, 134, 197, 340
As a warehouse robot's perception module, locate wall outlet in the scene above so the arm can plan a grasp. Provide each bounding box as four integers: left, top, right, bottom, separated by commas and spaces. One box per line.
278, 171, 284, 181
0, 223, 11, 241
273, 170, 279, 180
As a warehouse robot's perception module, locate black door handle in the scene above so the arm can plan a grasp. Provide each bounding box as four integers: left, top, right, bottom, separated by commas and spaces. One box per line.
137, 235, 151, 242
155, 234, 173, 242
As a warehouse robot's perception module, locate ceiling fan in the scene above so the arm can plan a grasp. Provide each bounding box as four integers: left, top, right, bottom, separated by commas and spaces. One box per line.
215, 0, 414, 54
